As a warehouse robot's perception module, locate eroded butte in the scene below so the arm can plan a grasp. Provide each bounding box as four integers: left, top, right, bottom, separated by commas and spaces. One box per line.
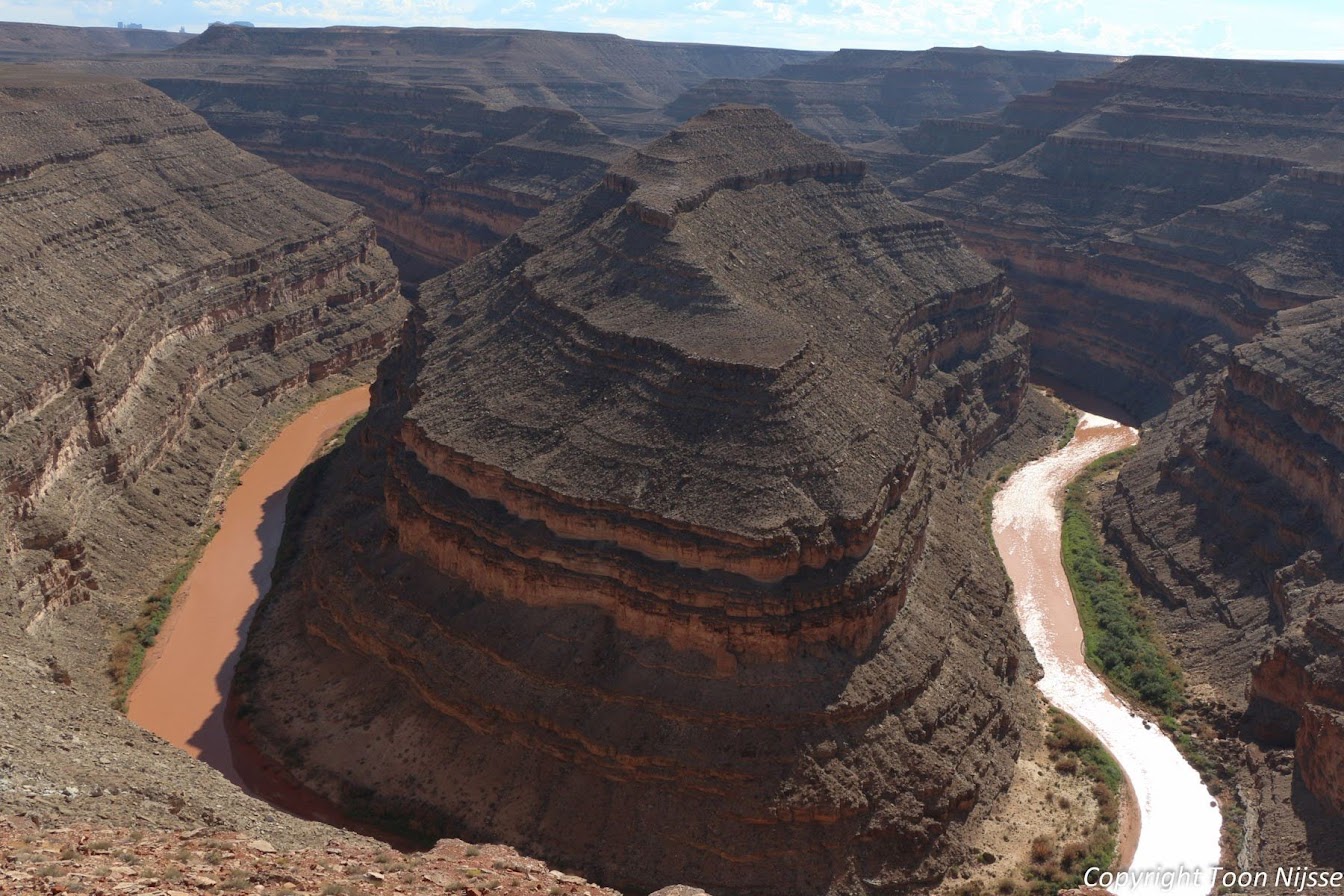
237, 105, 1048, 895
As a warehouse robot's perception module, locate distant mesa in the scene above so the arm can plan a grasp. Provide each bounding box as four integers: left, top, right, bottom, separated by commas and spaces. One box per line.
238, 105, 1038, 895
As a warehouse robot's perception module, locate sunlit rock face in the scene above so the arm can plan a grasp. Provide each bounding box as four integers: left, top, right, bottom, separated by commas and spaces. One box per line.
240, 106, 1042, 895
0, 68, 405, 623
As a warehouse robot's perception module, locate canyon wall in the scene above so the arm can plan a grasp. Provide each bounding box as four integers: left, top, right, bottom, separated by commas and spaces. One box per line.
1105, 298, 1344, 829
840, 55, 1344, 847
0, 22, 188, 62
55, 24, 818, 282
822, 53, 1344, 854
143, 73, 626, 283
0, 68, 406, 651
881, 56, 1344, 417
665, 47, 1120, 145
240, 106, 1055, 896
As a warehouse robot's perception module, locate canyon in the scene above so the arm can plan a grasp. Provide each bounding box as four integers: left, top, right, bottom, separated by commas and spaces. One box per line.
91, 25, 821, 283
0, 65, 406, 846
683, 51, 1344, 867
236, 105, 1059, 895
32, 28, 1121, 287
861, 57, 1344, 870
2, 17, 1344, 896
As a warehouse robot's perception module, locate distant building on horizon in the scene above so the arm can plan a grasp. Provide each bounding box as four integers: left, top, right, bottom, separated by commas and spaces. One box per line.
116, 22, 144, 30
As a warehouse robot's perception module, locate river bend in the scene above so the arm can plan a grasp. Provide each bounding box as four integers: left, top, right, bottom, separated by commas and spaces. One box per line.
992, 412, 1222, 896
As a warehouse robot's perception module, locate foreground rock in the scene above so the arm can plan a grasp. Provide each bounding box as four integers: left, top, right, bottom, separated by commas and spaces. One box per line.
0, 66, 404, 840
0, 818, 621, 896
240, 106, 1058, 895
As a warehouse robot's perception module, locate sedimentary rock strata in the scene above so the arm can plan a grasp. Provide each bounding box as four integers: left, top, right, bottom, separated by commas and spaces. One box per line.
0, 22, 188, 62
59, 24, 817, 282
0, 68, 406, 632
881, 56, 1344, 417
742, 49, 1344, 849
145, 73, 626, 283
666, 47, 1119, 145
1106, 298, 1344, 821
241, 105, 1048, 895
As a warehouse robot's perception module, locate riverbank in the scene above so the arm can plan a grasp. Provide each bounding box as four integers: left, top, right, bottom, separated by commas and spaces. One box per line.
127, 387, 371, 784
992, 412, 1222, 896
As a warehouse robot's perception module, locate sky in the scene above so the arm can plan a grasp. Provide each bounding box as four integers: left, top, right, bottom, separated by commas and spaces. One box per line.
2, 0, 1343, 59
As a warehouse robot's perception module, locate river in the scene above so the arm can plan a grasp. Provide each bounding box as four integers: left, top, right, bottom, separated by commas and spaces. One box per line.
127, 386, 1225, 887
992, 411, 1223, 896
128, 386, 370, 786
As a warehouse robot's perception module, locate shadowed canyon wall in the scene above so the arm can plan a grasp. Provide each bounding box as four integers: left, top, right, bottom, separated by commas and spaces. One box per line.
65, 24, 820, 283
840, 55, 1344, 853
1105, 299, 1344, 839
879, 56, 1344, 418
0, 68, 406, 652
238, 106, 1056, 896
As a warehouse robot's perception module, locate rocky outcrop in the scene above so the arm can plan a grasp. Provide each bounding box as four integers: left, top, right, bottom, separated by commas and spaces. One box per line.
0, 818, 621, 896
666, 47, 1120, 145
1105, 298, 1344, 818
239, 106, 1050, 895
0, 67, 406, 631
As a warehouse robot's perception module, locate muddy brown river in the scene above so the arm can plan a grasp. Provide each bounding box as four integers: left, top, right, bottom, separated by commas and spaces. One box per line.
128, 387, 370, 785
127, 388, 1225, 882
993, 412, 1222, 895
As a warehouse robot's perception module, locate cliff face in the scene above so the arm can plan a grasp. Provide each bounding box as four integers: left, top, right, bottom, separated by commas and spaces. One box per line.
241, 106, 1043, 895
665, 47, 1120, 145
143, 73, 626, 284
0, 68, 406, 631
72, 24, 817, 283
880, 56, 1344, 417
1105, 298, 1344, 821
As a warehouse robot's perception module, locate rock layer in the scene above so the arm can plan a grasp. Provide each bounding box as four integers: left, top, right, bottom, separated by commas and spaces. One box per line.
0, 67, 406, 631
1105, 298, 1344, 819
0, 21, 188, 62
881, 56, 1344, 417
241, 106, 1047, 895
66, 24, 818, 282
666, 47, 1120, 145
